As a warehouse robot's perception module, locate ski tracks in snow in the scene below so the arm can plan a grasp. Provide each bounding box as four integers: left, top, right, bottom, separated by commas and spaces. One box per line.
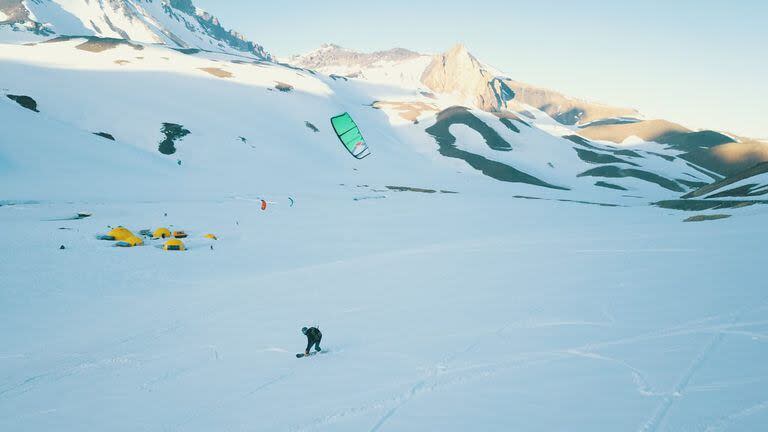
291, 311, 768, 432
0, 321, 182, 401
367, 325, 512, 432
368, 378, 428, 432
289, 353, 554, 432
175, 371, 294, 430
637, 301, 768, 432
563, 349, 661, 397
290, 325, 527, 432
702, 399, 768, 432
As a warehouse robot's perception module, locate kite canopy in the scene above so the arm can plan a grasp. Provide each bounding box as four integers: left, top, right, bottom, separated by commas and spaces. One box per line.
330, 113, 371, 159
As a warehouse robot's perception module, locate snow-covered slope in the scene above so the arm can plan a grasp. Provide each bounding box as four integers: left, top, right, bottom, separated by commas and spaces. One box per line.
293, 43, 768, 177
289, 43, 432, 89
1, 35, 722, 204
684, 162, 768, 200
0, 0, 269, 58
289, 43, 423, 75
2, 7, 768, 432
293, 43, 640, 123
3, 187, 767, 432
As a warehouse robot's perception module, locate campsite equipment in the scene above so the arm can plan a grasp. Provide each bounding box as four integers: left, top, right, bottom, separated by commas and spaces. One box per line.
163, 239, 186, 251
116, 236, 144, 247
98, 226, 134, 241
153, 228, 172, 239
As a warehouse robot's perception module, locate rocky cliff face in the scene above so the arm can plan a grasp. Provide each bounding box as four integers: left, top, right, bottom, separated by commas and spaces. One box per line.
419, 43, 638, 124
420, 44, 501, 112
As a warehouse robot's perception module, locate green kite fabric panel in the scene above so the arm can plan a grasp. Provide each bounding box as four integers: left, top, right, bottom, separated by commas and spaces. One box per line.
331, 113, 371, 159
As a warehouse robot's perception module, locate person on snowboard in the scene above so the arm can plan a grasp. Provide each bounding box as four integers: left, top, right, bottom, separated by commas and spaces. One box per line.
301, 326, 322, 355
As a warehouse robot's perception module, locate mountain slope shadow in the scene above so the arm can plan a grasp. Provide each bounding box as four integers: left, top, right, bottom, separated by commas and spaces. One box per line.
578, 165, 685, 192
425, 106, 567, 190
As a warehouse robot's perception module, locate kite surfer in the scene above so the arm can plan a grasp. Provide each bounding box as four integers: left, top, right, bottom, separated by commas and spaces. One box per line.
297, 326, 322, 358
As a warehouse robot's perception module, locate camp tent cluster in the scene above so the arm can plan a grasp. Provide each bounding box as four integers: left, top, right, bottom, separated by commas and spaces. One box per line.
331, 113, 371, 159
97, 226, 218, 251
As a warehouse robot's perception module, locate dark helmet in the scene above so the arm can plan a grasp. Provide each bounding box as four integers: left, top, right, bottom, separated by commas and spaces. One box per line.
301, 327, 308, 335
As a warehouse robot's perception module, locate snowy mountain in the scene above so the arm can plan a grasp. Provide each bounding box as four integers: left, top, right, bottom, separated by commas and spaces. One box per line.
293, 43, 641, 122
294, 43, 768, 179
0, 0, 270, 58
2, 4, 768, 432
2, 34, 764, 207
1, 35, 725, 205
684, 162, 768, 200
288, 43, 422, 76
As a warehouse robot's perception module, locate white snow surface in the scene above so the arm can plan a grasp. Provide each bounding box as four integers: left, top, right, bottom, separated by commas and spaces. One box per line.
2, 195, 768, 432
1, 31, 768, 432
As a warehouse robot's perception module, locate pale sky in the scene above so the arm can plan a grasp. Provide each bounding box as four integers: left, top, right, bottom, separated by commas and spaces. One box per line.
196, 0, 767, 138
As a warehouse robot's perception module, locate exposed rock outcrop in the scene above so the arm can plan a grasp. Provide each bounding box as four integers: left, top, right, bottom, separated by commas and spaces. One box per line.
420, 44, 501, 112
419, 44, 639, 124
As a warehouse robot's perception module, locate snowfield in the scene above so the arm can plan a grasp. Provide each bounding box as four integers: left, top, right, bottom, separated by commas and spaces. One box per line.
2, 5, 768, 430
2, 194, 767, 432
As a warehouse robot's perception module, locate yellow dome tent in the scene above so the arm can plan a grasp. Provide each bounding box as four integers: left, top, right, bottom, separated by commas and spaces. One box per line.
163, 239, 186, 251
100, 226, 134, 241
116, 236, 144, 247
204, 233, 218, 240
153, 228, 172, 239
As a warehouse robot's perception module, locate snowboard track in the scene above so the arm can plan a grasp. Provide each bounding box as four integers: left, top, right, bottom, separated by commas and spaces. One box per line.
637, 300, 768, 432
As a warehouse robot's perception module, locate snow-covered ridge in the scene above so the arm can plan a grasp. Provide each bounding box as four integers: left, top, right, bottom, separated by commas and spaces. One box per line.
294, 43, 640, 124
0, 0, 270, 59
290, 43, 424, 75
289, 42, 768, 177
0, 36, 720, 204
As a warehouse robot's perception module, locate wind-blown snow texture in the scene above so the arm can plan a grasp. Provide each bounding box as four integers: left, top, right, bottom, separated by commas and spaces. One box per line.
1, 5, 768, 431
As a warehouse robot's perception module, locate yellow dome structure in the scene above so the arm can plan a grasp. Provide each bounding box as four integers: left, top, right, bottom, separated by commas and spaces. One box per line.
204, 233, 218, 240
116, 236, 144, 247
102, 226, 134, 241
163, 239, 186, 251
153, 227, 172, 239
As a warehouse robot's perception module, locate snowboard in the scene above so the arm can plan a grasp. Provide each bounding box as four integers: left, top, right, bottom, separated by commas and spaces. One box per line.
296, 350, 323, 358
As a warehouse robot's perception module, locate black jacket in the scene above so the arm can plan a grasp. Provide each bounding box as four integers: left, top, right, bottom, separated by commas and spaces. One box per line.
305, 327, 322, 352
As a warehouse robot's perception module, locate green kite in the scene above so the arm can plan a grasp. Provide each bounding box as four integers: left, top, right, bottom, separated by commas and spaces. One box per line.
330, 112, 371, 159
